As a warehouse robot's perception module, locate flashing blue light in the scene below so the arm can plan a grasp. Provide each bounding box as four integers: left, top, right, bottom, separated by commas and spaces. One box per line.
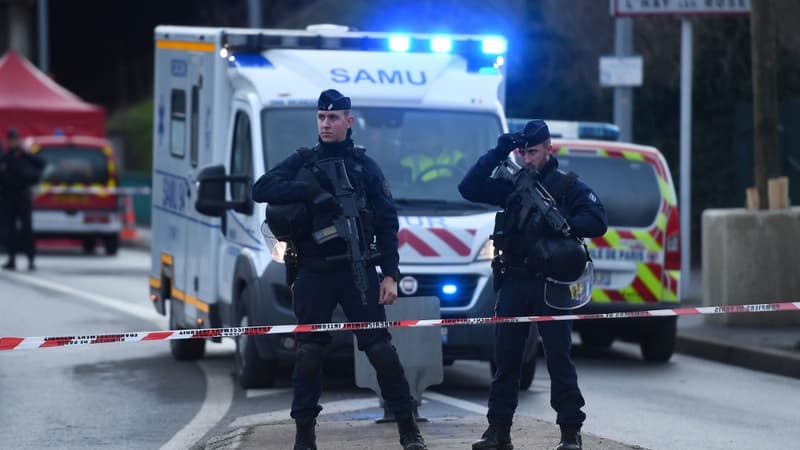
578, 123, 620, 141
481, 37, 507, 55
388, 35, 411, 52
430, 37, 452, 53
478, 66, 499, 75
441, 284, 458, 295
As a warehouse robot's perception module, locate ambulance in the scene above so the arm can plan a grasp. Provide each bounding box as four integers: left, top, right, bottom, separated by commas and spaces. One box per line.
148, 24, 526, 389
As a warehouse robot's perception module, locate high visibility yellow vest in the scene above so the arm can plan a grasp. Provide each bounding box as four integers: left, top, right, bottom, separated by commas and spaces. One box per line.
400, 150, 464, 182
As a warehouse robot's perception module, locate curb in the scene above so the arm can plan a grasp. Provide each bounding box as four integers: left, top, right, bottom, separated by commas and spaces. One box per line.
676, 332, 800, 379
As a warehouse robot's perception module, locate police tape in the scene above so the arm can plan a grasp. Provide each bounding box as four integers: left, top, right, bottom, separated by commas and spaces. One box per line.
1, 301, 799, 352
35, 186, 152, 195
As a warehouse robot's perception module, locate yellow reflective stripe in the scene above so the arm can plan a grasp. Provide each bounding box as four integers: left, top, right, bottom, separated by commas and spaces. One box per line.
602, 229, 621, 247
622, 151, 644, 161
556, 147, 569, 155
161, 253, 173, 265
149, 276, 161, 289
664, 270, 681, 302
591, 290, 611, 302
655, 211, 667, 232
632, 230, 660, 251
170, 287, 210, 313
658, 177, 675, 205
156, 40, 215, 52
638, 264, 662, 299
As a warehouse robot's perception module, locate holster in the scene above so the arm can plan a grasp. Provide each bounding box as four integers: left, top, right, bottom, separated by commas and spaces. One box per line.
284, 243, 299, 285
491, 255, 506, 292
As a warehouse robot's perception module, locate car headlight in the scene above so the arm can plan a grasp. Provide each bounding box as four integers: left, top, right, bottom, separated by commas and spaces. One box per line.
475, 239, 495, 261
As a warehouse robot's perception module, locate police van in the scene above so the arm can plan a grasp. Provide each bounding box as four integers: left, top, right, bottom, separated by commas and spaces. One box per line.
147, 25, 548, 389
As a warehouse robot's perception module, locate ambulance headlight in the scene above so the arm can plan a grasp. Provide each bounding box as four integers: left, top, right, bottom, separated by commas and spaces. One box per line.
481, 37, 507, 55
475, 239, 495, 261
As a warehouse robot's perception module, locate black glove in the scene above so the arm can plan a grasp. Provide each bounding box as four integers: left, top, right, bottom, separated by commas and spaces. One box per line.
490, 133, 524, 160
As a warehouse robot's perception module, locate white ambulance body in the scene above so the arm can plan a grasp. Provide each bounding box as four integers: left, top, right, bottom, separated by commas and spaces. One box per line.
148, 25, 539, 388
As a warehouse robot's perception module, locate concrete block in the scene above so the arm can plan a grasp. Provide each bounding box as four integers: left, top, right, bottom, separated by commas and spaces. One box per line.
702, 207, 800, 326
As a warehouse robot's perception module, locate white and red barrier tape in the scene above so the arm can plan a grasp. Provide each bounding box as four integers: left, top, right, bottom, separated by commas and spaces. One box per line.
2, 301, 798, 352
35, 186, 152, 195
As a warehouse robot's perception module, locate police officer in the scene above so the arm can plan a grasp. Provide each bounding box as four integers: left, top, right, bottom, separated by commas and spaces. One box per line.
458, 120, 607, 450
1, 129, 45, 271
251, 89, 426, 450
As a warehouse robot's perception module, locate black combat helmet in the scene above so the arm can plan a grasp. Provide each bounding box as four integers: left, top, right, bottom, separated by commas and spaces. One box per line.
529, 237, 588, 282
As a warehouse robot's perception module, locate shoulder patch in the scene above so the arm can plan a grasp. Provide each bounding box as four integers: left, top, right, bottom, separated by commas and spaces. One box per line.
588, 192, 597, 203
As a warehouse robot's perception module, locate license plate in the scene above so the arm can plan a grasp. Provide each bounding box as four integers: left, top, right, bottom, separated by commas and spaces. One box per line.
593, 270, 612, 287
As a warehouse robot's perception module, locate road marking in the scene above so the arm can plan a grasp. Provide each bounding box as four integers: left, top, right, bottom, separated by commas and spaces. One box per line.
160, 359, 234, 450
230, 397, 380, 428
246, 387, 291, 399
0, 270, 233, 449
0, 270, 164, 326
423, 391, 488, 415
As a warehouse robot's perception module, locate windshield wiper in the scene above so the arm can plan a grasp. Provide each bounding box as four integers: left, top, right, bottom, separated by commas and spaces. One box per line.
393, 198, 494, 210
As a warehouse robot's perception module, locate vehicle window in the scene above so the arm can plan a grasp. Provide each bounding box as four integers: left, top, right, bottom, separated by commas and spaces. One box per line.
558, 154, 662, 227
170, 89, 186, 158
261, 108, 501, 202
190, 85, 200, 167
37, 147, 109, 184
230, 110, 253, 210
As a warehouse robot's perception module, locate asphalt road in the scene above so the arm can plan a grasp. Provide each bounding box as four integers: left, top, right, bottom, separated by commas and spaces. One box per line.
2, 247, 799, 449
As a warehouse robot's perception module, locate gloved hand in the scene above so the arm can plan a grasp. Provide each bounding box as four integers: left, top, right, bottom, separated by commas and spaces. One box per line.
490, 133, 524, 160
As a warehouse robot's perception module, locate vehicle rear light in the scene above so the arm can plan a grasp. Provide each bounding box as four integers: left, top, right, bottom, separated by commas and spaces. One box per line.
665, 207, 680, 270
84, 213, 111, 224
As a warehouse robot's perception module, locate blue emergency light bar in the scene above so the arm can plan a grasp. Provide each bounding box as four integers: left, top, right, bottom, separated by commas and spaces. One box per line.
221, 30, 506, 73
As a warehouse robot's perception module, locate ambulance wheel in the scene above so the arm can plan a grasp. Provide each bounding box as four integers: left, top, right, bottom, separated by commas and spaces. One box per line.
640, 317, 677, 362
235, 286, 276, 389
104, 235, 119, 255
82, 239, 96, 254
169, 300, 206, 361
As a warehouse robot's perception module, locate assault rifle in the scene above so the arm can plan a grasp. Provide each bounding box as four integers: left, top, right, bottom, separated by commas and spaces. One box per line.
510, 168, 571, 237
310, 158, 376, 305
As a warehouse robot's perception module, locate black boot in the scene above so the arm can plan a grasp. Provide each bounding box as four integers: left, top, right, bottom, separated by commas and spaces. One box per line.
556, 427, 582, 450
472, 424, 513, 450
2, 260, 15, 271
293, 419, 317, 450
397, 416, 427, 450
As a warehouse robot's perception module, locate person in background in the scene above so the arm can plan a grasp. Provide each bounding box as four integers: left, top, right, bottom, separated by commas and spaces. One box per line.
1, 129, 46, 270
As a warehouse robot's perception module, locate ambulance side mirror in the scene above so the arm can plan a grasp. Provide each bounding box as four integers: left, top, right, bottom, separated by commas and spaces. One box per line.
195, 165, 253, 216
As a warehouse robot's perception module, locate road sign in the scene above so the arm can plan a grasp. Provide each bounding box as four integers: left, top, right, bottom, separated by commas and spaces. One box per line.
600, 56, 643, 87
611, 0, 751, 17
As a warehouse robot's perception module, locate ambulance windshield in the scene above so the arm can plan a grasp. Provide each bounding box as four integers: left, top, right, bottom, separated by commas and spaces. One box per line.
261, 108, 502, 203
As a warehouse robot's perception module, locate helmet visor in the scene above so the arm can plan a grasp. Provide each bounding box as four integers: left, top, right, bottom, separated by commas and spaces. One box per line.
543, 261, 594, 310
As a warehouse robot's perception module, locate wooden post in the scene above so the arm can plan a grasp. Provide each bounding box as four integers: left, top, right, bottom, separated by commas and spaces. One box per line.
746, 187, 760, 210
768, 176, 789, 209
751, 0, 781, 209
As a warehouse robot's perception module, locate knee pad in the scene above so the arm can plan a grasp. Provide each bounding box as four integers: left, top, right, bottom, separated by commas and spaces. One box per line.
365, 341, 403, 376
294, 342, 324, 378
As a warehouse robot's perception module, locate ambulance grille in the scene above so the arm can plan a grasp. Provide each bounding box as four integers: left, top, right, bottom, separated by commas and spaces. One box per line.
398, 274, 479, 307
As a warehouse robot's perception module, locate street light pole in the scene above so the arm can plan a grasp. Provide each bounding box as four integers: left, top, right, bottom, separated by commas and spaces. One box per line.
37, 0, 49, 73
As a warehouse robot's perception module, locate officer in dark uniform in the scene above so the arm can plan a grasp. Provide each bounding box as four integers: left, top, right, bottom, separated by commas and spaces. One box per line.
1, 129, 45, 271
459, 120, 608, 450
251, 89, 426, 450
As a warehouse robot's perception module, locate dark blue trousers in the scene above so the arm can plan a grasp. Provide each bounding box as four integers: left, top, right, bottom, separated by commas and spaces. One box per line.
488, 272, 586, 428
290, 265, 415, 422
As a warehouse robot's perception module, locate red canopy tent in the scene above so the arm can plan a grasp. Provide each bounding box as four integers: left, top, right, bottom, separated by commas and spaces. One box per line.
0, 50, 106, 142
